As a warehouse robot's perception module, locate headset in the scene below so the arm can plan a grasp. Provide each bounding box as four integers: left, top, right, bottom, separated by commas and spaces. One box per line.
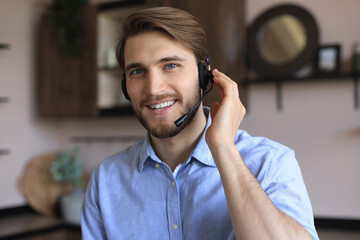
121, 56, 214, 127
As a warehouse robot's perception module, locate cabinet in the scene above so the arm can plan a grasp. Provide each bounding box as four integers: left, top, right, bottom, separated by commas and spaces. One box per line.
37, 6, 98, 118
37, 4, 140, 118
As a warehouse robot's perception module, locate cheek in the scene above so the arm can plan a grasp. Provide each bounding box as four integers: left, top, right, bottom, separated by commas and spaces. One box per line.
126, 81, 143, 102
182, 71, 200, 92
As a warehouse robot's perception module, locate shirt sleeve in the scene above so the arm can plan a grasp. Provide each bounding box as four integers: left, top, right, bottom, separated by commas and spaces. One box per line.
81, 168, 107, 240
264, 148, 319, 240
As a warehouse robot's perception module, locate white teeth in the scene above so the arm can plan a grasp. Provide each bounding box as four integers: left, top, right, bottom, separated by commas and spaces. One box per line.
150, 100, 175, 110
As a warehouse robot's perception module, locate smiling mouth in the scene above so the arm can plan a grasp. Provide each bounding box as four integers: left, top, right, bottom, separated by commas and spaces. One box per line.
148, 100, 176, 110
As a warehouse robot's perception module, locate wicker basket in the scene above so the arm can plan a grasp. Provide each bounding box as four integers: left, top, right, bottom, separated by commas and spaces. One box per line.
16, 152, 73, 217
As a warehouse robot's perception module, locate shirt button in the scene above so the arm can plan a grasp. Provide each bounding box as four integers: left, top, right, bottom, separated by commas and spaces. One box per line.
172, 224, 178, 230
191, 161, 196, 165
155, 163, 160, 168
171, 181, 176, 187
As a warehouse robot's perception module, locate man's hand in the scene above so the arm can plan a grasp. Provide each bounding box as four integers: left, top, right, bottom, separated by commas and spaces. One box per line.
205, 69, 246, 148
204, 71, 313, 240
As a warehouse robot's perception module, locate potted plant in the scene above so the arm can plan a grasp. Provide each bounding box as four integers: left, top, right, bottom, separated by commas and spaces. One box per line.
49, 0, 89, 57
50, 147, 84, 224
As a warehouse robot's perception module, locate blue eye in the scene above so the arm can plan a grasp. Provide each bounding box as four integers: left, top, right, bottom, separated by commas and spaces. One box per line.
130, 69, 144, 75
165, 63, 178, 70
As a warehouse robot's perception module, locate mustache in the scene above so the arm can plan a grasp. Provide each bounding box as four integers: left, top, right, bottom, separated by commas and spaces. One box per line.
140, 93, 182, 107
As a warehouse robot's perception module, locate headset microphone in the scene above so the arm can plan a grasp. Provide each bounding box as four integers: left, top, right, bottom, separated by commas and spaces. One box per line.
174, 57, 213, 127
174, 84, 212, 127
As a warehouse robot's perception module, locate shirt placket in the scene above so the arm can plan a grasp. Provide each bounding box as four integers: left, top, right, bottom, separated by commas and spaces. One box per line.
166, 173, 182, 240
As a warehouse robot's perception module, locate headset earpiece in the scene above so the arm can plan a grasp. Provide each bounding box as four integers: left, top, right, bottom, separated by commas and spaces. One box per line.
198, 57, 213, 91
121, 73, 130, 101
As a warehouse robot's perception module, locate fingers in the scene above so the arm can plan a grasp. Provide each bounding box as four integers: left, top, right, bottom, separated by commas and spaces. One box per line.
206, 69, 246, 147
212, 69, 239, 99
210, 69, 246, 125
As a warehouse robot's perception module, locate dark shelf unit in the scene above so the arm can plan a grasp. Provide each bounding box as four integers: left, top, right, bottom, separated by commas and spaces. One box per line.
244, 72, 359, 111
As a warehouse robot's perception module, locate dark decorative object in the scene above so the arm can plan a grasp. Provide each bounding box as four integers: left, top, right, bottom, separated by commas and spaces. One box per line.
247, 4, 319, 78
0, 149, 10, 155
352, 42, 360, 73
0, 43, 10, 50
49, 0, 89, 57
315, 44, 341, 74
0, 97, 9, 103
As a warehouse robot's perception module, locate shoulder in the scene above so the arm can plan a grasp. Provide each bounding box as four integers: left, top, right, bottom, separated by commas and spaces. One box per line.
234, 130, 297, 188
235, 129, 293, 159
93, 138, 147, 178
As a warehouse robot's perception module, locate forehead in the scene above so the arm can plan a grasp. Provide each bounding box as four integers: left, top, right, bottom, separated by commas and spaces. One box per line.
124, 31, 195, 65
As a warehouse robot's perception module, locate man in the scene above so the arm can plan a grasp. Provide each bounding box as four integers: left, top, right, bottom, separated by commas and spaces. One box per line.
81, 7, 319, 240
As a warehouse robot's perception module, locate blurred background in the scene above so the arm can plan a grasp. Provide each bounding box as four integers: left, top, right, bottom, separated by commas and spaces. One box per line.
0, 0, 359, 239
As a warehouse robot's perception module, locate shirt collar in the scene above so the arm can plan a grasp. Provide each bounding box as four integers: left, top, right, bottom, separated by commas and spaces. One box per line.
190, 107, 216, 167
138, 107, 216, 173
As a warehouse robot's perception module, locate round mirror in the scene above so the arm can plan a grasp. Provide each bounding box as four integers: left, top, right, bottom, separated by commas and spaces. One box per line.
258, 14, 306, 64
248, 4, 318, 78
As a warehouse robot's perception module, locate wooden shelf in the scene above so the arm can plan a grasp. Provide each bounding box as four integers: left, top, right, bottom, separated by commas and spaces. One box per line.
244, 72, 356, 83
244, 72, 359, 110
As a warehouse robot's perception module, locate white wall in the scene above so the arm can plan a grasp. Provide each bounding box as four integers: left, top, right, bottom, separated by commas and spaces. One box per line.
0, 0, 59, 208
0, 0, 359, 219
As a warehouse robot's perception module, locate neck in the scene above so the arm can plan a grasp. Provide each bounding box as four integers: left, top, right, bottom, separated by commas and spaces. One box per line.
150, 107, 207, 171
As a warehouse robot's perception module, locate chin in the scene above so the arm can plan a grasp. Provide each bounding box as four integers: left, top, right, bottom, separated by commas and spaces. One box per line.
136, 108, 199, 139
143, 119, 183, 139
132, 89, 202, 139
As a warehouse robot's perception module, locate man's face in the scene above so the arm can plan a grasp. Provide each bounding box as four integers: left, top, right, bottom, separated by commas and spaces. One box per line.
124, 31, 201, 138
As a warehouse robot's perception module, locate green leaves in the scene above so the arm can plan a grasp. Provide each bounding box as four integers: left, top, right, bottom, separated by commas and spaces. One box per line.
50, 147, 83, 187
49, 0, 89, 57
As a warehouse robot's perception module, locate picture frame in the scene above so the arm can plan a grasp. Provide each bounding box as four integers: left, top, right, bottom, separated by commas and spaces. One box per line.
315, 44, 341, 74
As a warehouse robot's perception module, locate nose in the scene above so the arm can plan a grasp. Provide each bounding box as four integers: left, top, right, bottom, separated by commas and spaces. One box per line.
145, 70, 166, 95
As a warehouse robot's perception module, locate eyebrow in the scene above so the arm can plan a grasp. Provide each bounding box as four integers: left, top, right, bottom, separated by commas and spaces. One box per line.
158, 55, 186, 63
124, 63, 144, 74
124, 55, 186, 74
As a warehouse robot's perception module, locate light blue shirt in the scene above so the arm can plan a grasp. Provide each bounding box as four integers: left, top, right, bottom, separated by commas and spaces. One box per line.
81, 107, 319, 240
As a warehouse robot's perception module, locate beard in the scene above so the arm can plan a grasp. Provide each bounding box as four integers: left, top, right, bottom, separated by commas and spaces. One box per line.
132, 89, 202, 139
